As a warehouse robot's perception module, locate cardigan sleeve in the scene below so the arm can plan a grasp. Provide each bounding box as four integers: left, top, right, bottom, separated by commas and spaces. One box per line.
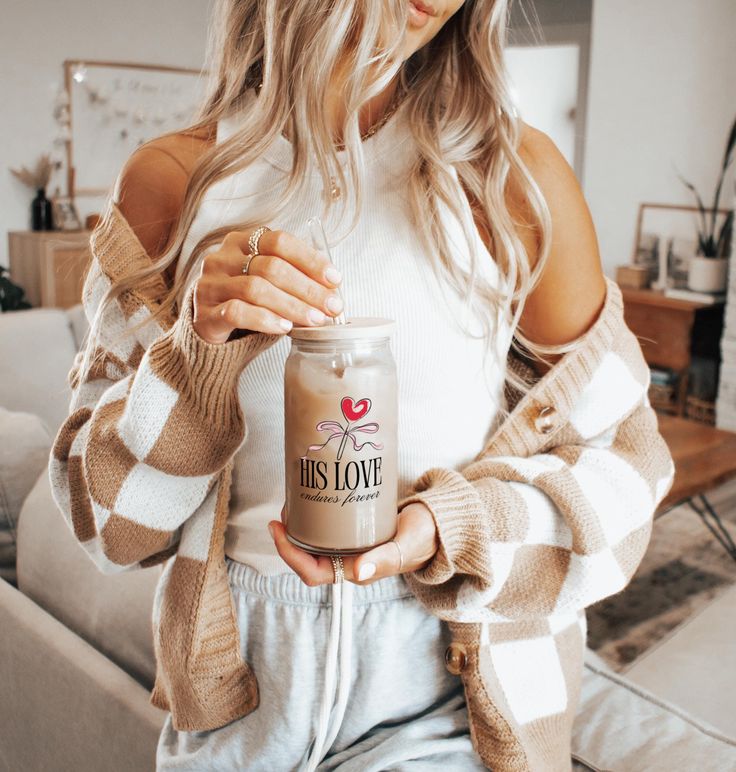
399, 312, 676, 621
48, 221, 279, 574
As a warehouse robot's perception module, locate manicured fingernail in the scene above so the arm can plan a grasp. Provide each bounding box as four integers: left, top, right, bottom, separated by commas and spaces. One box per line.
326, 295, 343, 313
358, 562, 376, 581
279, 318, 293, 331
325, 266, 342, 285
308, 308, 326, 324
268, 523, 275, 540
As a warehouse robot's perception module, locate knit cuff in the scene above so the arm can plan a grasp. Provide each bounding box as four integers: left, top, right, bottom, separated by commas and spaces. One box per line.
398, 467, 505, 585
147, 280, 280, 425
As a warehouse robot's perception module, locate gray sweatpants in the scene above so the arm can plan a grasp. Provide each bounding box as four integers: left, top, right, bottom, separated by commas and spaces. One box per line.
156, 557, 486, 771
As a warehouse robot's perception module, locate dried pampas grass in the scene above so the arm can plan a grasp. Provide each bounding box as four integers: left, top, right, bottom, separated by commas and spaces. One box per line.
10, 153, 60, 190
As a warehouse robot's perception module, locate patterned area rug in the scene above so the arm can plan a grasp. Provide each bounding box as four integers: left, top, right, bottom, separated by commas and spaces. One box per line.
587, 476, 736, 671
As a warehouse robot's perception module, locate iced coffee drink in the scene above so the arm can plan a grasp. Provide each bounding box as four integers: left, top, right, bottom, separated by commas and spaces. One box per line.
284, 318, 398, 554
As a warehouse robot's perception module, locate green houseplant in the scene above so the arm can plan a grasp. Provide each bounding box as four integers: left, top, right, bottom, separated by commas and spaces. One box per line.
0, 265, 32, 312
677, 115, 735, 292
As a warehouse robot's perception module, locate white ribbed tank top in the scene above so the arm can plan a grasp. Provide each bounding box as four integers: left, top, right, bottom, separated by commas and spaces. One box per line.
176, 95, 513, 575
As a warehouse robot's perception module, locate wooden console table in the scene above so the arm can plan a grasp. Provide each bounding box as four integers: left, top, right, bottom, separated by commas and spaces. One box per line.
656, 414, 736, 562
8, 230, 92, 309
619, 285, 725, 417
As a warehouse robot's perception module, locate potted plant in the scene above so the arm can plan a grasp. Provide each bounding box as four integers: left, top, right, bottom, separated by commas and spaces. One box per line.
677, 115, 735, 292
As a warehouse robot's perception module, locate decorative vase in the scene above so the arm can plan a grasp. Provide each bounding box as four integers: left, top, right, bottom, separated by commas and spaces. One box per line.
687, 254, 728, 293
31, 188, 54, 231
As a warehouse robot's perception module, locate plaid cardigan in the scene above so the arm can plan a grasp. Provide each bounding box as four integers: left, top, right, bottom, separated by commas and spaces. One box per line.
49, 195, 675, 771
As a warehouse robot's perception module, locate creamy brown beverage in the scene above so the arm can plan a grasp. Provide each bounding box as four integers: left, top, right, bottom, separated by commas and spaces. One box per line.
284, 318, 398, 554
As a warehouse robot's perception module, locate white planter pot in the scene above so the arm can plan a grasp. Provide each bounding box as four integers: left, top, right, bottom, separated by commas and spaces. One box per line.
687, 255, 729, 292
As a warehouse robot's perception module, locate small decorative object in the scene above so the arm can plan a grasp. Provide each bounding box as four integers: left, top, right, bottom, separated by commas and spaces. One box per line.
616, 264, 650, 289
651, 236, 670, 290
675, 115, 735, 293
633, 203, 733, 292
85, 213, 101, 231
50, 187, 83, 231
10, 153, 61, 231
31, 188, 54, 231
632, 231, 660, 286
0, 265, 32, 312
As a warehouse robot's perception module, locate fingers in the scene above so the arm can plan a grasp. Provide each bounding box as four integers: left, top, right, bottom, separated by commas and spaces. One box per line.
353, 537, 403, 584
268, 503, 439, 589
197, 294, 295, 340
269, 521, 336, 586
220, 229, 342, 288
247, 254, 344, 319
200, 227, 345, 336
209, 269, 343, 328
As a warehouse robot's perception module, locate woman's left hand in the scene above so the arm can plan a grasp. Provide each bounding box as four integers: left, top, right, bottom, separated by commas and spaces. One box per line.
268, 503, 439, 586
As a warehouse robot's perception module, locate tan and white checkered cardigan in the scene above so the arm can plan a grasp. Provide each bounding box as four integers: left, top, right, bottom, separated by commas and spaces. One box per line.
49, 195, 675, 771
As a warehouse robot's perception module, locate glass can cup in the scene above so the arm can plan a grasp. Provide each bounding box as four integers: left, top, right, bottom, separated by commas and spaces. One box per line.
284, 318, 398, 554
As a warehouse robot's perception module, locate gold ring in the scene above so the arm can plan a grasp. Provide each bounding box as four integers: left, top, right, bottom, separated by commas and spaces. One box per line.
241, 253, 256, 275
391, 539, 404, 572
248, 225, 270, 257
242, 226, 270, 274
330, 554, 344, 584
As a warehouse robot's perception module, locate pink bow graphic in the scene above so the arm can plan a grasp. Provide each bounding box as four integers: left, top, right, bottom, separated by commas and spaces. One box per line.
302, 397, 383, 461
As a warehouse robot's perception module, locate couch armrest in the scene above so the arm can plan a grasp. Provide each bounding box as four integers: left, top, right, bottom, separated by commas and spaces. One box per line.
0, 578, 164, 772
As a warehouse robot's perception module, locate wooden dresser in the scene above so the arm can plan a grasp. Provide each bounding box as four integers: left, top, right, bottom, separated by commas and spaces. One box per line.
619, 285, 725, 418
8, 230, 92, 309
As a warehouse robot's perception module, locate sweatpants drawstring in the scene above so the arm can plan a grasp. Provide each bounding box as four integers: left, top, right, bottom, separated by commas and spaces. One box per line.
305, 580, 354, 771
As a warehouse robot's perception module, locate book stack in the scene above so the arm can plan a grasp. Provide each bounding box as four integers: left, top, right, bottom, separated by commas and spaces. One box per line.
715, 192, 736, 431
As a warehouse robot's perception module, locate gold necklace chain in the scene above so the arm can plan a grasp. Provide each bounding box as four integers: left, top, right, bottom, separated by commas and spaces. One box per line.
256, 82, 406, 145
255, 82, 405, 200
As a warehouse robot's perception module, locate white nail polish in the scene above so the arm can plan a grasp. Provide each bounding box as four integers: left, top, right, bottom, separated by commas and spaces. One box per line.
326, 295, 343, 314
358, 562, 376, 581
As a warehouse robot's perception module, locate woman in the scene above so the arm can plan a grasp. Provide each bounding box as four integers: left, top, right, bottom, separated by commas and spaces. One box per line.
49, 1, 674, 770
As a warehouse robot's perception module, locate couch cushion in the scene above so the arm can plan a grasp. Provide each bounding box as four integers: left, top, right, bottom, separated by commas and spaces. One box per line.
0, 307, 78, 436
66, 302, 88, 350
0, 407, 52, 585
0, 577, 164, 772
17, 472, 160, 689
573, 650, 736, 770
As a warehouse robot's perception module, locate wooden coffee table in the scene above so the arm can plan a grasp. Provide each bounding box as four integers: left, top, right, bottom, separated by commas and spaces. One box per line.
655, 413, 736, 561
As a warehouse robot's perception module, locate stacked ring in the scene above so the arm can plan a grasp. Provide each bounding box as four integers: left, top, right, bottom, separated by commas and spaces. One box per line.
330, 555, 345, 584
242, 225, 270, 275
391, 539, 404, 572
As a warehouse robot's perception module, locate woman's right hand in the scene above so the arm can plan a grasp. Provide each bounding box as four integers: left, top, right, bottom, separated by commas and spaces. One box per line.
191, 228, 344, 344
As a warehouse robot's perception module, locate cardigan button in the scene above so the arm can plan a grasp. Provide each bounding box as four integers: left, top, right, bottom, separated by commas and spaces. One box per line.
533, 405, 557, 434
444, 642, 467, 675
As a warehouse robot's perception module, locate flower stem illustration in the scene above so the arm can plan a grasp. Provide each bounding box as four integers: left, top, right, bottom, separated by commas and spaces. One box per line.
301, 396, 383, 460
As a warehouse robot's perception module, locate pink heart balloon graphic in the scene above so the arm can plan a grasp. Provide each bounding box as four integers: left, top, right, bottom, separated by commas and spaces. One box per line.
341, 396, 371, 422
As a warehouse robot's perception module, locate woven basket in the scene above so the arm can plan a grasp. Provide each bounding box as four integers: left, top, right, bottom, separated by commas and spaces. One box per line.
685, 395, 717, 426
648, 382, 678, 415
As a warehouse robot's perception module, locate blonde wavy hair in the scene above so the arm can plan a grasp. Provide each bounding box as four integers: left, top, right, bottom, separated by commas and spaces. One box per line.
81, 0, 583, 418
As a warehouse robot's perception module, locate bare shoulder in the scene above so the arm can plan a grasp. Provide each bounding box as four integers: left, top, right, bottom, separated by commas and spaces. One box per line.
508, 120, 607, 364
115, 126, 215, 276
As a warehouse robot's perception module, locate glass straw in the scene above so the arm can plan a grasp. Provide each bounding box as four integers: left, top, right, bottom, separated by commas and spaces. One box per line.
308, 217, 347, 326
307, 216, 352, 375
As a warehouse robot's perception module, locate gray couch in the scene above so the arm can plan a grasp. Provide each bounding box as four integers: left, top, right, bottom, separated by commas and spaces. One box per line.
0, 304, 734, 772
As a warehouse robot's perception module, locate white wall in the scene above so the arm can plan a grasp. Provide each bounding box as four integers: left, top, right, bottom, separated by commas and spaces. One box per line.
3, 0, 734, 279
584, 0, 736, 277
1, 0, 211, 268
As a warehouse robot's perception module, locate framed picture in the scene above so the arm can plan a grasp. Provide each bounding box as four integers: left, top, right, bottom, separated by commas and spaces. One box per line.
52, 196, 83, 232
62, 59, 207, 198
632, 203, 733, 289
